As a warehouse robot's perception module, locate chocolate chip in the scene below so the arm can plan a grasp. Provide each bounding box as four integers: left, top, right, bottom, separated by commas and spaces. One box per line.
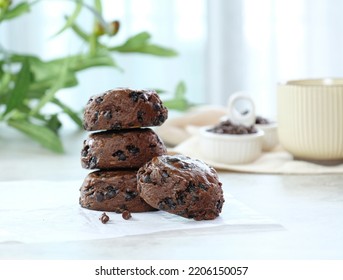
237, 125, 248, 134
122, 210, 132, 220
137, 111, 144, 123
81, 145, 89, 157
179, 162, 190, 169
126, 145, 140, 155
198, 183, 208, 191
153, 114, 165, 125
186, 182, 196, 193
176, 191, 186, 205
249, 126, 257, 133
129, 91, 139, 102
99, 212, 109, 224
95, 97, 103, 103
96, 192, 104, 202
256, 116, 270, 125
139, 93, 148, 101
153, 103, 161, 111
115, 205, 127, 213
111, 122, 122, 130
158, 197, 176, 210
104, 110, 112, 119
124, 190, 137, 201
87, 98, 93, 104
149, 143, 157, 148
176, 210, 186, 216
187, 213, 195, 219
87, 191, 95, 197
216, 199, 224, 211
105, 186, 119, 199
93, 111, 99, 122
161, 171, 169, 182
112, 150, 126, 161
166, 157, 180, 163
89, 156, 98, 168
143, 174, 152, 183
208, 119, 257, 135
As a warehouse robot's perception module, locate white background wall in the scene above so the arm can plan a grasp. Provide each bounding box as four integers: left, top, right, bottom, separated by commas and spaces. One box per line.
207, 0, 343, 118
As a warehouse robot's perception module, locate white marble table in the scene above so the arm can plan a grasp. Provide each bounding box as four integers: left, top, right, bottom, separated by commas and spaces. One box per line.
0, 129, 343, 259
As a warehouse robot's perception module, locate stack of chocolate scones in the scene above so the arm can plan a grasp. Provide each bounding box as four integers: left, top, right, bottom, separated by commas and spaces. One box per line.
79, 87, 225, 221
79, 88, 168, 213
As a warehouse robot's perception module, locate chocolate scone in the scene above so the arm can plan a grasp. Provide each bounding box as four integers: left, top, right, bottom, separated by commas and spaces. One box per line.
137, 155, 225, 221
81, 128, 167, 169
83, 88, 168, 131
79, 170, 156, 212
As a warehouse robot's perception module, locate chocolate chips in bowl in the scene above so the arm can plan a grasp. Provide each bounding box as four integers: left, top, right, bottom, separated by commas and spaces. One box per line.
199, 119, 264, 165
254, 116, 279, 151
207, 119, 257, 135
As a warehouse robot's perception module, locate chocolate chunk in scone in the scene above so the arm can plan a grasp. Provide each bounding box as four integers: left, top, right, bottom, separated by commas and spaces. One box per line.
137, 155, 225, 221
79, 170, 157, 213
83, 88, 168, 131
81, 128, 167, 169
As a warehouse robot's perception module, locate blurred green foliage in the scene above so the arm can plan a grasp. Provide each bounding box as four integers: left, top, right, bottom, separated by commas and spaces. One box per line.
0, 0, 190, 152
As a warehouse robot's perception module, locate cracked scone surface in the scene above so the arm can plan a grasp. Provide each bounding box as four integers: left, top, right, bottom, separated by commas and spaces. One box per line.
83, 88, 168, 131
137, 155, 225, 220
81, 128, 167, 169
79, 170, 156, 212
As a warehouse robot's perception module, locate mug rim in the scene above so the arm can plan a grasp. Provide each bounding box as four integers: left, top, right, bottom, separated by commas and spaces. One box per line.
279, 77, 343, 87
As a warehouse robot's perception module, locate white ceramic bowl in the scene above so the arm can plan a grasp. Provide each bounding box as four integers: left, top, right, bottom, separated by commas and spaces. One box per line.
220, 115, 278, 152
199, 127, 264, 164
255, 122, 279, 151
277, 78, 343, 160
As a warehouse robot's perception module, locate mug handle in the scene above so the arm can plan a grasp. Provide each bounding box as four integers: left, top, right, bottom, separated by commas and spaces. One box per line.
227, 92, 255, 127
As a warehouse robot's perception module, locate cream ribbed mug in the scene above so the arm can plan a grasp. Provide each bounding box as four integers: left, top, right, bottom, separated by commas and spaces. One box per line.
277, 78, 343, 161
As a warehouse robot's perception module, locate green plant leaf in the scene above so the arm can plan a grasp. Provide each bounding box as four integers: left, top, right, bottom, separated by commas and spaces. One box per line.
109, 32, 177, 57
11, 53, 118, 81
69, 53, 119, 70
162, 81, 190, 111
4, 59, 30, 115
154, 88, 167, 94
94, 0, 102, 13
8, 118, 64, 153
3, 2, 30, 20
9, 53, 118, 100
52, 0, 83, 37
175, 81, 186, 98
46, 113, 62, 133
163, 98, 190, 111
110, 32, 151, 51
132, 44, 178, 57
52, 98, 83, 128
0, 71, 12, 96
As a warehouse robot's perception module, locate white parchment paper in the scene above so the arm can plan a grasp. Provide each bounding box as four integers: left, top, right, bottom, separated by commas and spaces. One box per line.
0, 180, 282, 244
